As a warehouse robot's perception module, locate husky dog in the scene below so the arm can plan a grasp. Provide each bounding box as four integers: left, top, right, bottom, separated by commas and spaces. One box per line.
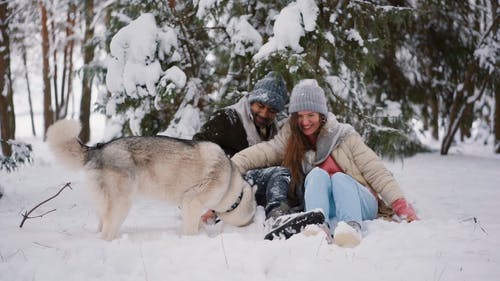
46, 120, 256, 240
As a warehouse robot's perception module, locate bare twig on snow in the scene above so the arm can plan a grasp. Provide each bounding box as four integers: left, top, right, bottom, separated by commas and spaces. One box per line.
19, 182, 72, 228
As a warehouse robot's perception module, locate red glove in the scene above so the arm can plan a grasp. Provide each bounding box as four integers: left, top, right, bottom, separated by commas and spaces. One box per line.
391, 198, 419, 222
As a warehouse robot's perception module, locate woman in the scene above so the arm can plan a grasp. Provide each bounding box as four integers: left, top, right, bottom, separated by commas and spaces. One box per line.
231, 79, 418, 247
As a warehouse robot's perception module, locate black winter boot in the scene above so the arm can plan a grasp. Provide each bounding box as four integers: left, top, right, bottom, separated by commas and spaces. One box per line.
264, 210, 325, 240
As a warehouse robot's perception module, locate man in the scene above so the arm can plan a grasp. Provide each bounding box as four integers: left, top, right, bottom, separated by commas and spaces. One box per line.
193, 71, 324, 240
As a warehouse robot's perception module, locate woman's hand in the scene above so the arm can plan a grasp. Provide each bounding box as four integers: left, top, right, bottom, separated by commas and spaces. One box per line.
391, 198, 419, 222
201, 210, 217, 224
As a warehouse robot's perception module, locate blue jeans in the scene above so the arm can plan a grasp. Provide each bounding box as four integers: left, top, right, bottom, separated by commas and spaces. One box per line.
245, 166, 291, 217
304, 168, 378, 225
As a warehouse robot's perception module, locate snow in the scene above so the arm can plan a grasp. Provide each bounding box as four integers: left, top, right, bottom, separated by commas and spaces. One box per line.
346, 29, 368, 54
227, 16, 263, 56
346, 28, 364, 46
161, 66, 187, 90
102, 12, 189, 137
195, 0, 216, 19
254, 0, 318, 60
3, 2, 499, 280
106, 13, 180, 100
162, 104, 202, 139
474, 44, 497, 74
1, 134, 499, 280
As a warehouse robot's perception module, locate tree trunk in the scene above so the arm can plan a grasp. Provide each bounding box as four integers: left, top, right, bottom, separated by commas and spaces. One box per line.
491, 0, 499, 153
430, 93, 439, 140
66, 2, 77, 118
0, 1, 15, 156
67, 36, 75, 118
460, 103, 473, 141
441, 100, 464, 155
51, 15, 59, 119
40, 0, 54, 139
21, 42, 36, 136
441, 61, 473, 155
59, 3, 76, 119
79, 0, 95, 143
495, 88, 500, 153
441, 65, 489, 155
60, 33, 68, 117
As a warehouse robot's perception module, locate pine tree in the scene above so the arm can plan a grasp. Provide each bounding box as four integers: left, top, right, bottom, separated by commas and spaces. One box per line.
99, 0, 498, 156
402, 0, 498, 154
249, 0, 427, 158
0, 0, 15, 156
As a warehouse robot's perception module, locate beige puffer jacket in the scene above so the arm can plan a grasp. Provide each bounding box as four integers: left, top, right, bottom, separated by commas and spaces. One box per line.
231, 113, 404, 214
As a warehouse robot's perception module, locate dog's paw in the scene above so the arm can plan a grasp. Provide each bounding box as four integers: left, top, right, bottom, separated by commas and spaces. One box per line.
202, 218, 223, 237
100, 232, 116, 241
99, 227, 119, 241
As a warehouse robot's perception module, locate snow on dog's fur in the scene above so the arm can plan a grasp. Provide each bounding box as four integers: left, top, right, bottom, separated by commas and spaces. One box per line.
46, 120, 256, 240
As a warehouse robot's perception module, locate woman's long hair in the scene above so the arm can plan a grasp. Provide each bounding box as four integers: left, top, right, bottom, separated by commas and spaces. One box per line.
282, 113, 313, 205
283, 113, 327, 205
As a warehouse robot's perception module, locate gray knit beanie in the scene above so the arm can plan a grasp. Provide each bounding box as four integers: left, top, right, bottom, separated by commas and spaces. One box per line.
247, 71, 288, 112
289, 79, 328, 115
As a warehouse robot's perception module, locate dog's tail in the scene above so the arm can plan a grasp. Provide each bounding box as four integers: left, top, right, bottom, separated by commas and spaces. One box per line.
46, 119, 87, 169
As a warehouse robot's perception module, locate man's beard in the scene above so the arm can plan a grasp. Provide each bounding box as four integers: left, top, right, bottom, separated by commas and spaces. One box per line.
252, 113, 273, 128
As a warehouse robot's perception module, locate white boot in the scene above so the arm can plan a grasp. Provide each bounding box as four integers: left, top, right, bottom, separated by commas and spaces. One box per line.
333, 221, 362, 248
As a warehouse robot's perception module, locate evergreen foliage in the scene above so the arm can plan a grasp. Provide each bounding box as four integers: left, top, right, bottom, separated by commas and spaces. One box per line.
98, 0, 497, 157
0, 140, 33, 172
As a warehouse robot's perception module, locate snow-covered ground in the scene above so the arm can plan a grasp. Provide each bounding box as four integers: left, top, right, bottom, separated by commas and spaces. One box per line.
1, 138, 499, 281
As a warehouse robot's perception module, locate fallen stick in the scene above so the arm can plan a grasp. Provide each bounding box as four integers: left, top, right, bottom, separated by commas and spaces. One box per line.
19, 182, 72, 228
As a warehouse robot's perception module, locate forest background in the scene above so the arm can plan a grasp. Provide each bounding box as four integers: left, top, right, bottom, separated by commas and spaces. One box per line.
0, 0, 498, 171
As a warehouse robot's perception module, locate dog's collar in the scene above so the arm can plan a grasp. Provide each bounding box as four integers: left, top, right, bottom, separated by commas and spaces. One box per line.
224, 189, 244, 213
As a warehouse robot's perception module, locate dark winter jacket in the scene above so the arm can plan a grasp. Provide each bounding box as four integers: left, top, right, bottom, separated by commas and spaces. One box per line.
193, 96, 279, 157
